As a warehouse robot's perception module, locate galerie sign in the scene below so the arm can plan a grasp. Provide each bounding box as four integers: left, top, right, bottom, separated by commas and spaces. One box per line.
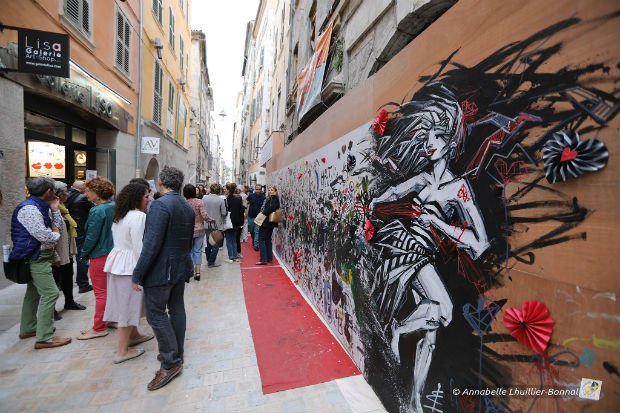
18, 28, 70, 78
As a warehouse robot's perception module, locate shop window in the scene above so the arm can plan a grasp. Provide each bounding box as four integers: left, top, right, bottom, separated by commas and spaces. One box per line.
27, 141, 66, 179
72, 128, 87, 145
115, 8, 131, 76
153, 61, 163, 125
169, 7, 175, 52
152, 0, 163, 25
63, 0, 92, 37
25, 112, 66, 140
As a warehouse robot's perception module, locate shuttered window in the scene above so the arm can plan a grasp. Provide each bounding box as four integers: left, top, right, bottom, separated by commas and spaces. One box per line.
168, 7, 175, 52
152, 0, 163, 25
168, 81, 175, 112
179, 37, 184, 72
153, 61, 163, 125
115, 10, 131, 75
64, 0, 92, 36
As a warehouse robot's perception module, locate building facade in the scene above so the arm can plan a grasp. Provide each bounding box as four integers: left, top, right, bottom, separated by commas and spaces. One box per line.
189, 30, 214, 184
0, 0, 142, 271
139, 0, 192, 184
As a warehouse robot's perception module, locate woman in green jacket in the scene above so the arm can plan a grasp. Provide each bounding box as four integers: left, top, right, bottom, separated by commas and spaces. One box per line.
77, 177, 115, 340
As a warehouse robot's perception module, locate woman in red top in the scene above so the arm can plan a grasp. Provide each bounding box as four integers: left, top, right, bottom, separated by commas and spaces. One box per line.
183, 184, 211, 281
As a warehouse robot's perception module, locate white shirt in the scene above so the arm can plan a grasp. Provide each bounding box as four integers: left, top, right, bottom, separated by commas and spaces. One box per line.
104, 210, 146, 275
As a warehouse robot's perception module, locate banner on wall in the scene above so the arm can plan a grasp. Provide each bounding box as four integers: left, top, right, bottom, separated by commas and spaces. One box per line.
296, 22, 333, 121
28, 141, 65, 178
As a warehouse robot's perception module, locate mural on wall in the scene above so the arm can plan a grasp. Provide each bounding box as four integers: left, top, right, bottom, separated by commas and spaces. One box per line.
271, 13, 619, 413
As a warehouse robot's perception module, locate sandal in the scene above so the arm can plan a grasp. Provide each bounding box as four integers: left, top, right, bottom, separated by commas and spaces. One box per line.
113, 348, 145, 364
76, 329, 109, 340
128, 334, 154, 347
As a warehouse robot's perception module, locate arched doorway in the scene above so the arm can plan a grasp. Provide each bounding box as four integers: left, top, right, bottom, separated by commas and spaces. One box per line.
145, 157, 159, 180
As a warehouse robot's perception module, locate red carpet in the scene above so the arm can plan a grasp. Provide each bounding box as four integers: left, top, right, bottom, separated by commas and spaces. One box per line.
239, 241, 360, 394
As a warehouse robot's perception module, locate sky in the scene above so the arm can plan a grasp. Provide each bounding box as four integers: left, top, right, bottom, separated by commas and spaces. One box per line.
192, 0, 260, 169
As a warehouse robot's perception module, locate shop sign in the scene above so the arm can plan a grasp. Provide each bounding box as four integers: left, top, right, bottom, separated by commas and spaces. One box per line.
141, 137, 160, 154
86, 170, 97, 180
18, 28, 70, 78
28, 141, 65, 178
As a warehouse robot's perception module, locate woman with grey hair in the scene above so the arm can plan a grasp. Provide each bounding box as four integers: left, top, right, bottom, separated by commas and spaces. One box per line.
11, 177, 72, 349
52, 182, 87, 319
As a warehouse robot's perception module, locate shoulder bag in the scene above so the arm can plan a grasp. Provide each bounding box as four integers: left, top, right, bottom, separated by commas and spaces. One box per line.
269, 209, 284, 223
254, 212, 267, 226
4, 259, 32, 284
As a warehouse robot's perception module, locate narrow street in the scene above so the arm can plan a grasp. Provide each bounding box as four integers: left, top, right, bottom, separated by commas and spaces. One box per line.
0, 245, 385, 413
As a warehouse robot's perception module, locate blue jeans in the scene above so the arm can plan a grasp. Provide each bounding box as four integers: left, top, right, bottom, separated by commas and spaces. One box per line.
75, 235, 90, 288
248, 217, 259, 249
259, 225, 274, 263
144, 282, 186, 369
191, 235, 203, 265
204, 231, 220, 266
224, 229, 238, 259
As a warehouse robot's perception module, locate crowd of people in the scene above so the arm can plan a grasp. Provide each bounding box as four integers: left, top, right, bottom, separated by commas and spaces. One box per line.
7, 166, 281, 391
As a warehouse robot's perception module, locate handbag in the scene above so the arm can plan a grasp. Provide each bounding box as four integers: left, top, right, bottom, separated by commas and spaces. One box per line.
254, 212, 267, 226
3, 259, 32, 284
208, 230, 224, 246
269, 209, 284, 223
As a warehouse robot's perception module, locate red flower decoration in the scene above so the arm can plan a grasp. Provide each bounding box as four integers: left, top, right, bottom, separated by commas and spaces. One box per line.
503, 300, 554, 355
287, 213, 294, 220
297, 172, 303, 179
321, 157, 327, 163
373, 109, 389, 136
364, 219, 375, 241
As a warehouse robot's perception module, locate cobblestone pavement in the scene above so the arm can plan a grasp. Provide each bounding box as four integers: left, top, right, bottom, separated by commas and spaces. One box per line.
0, 250, 387, 413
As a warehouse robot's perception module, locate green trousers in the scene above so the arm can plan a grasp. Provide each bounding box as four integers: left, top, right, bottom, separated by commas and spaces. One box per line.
19, 250, 59, 342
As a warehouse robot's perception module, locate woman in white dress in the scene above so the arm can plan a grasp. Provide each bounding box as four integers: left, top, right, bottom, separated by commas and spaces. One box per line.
103, 183, 154, 363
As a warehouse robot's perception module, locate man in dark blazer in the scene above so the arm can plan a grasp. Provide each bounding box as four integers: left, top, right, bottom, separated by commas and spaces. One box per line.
131, 166, 195, 391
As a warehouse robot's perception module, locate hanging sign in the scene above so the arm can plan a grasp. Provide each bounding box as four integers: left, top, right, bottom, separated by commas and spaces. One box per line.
18, 28, 70, 78
141, 137, 160, 154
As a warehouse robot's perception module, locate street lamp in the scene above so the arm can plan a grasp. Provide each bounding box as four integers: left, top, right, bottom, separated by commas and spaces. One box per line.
152, 38, 164, 59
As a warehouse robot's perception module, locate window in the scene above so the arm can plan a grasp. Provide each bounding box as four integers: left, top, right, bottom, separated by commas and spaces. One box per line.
179, 0, 185, 16
153, 61, 163, 125
115, 9, 131, 75
180, 37, 184, 72
168, 81, 175, 112
152, 0, 163, 24
169, 7, 175, 52
64, 0, 92, 36
167, 81, 175, 133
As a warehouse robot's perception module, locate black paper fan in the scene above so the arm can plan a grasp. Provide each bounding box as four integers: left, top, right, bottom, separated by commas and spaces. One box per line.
543, 130, 608, 183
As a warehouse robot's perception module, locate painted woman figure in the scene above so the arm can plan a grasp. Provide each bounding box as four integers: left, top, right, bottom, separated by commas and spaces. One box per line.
369, 82, 489, 413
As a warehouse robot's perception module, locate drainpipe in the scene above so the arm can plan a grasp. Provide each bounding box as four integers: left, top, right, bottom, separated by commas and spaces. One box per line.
135, 0, 144, 178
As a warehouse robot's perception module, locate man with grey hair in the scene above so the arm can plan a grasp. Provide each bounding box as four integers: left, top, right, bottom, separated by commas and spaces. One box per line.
132, 166, 195, 390
10, 177, 72, 349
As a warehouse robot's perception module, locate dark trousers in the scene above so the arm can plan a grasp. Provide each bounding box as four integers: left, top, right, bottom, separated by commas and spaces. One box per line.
258, 225, 274, 263
52, 260, 75, 306
204, 231, 220, 265
144, 282, 186, 369
75, 235, 90, 288
235, 226, 242, 254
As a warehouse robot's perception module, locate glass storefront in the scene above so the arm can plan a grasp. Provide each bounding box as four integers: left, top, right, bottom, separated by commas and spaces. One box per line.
24, 110, 94, 184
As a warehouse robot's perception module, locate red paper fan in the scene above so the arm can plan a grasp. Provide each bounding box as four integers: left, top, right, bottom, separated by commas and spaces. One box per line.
373, 109, 389, 136
504, 300, 554, 355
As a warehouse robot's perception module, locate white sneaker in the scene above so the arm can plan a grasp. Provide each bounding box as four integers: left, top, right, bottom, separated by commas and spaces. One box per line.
225, 259, 234, 263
